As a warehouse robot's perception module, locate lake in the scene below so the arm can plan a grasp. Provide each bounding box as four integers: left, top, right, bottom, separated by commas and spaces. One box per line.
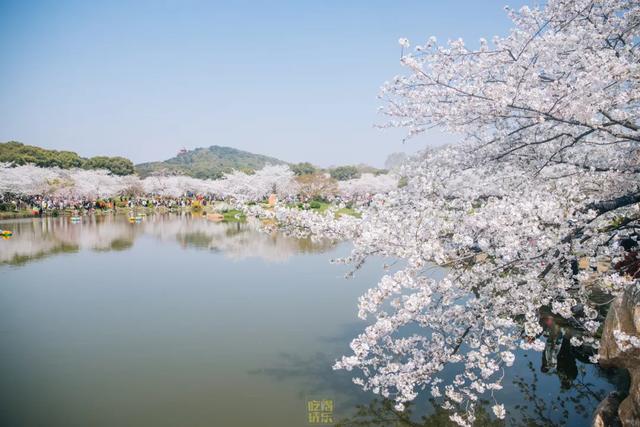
0, 214, 628, 426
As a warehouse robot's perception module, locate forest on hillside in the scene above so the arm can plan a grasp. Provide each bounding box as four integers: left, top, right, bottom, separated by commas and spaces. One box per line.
0, 141, 134, 176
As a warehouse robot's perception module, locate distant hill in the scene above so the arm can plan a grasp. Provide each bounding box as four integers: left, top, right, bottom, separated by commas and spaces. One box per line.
135, 145, 287, 179
384, 152, 408, 171
0, 141, 135, 175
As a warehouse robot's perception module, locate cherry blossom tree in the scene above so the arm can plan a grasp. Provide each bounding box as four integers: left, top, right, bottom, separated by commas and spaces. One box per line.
277, 1, 640, 425
63, 169, 127, 199
295, 173, 338, 201
0, 164, 132, 200
0, 163, 64, 196
141, 175, 208, 198
338, 173, 399, 203
221, 165, 298, 201
256, 164, 299, 199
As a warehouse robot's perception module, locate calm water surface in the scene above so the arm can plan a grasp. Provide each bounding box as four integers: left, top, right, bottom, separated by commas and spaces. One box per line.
0, 214, 627, 426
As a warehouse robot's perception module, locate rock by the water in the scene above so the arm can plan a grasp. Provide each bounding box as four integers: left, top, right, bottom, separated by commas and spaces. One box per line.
599, 285, 640, 427
593, 392, 623, 427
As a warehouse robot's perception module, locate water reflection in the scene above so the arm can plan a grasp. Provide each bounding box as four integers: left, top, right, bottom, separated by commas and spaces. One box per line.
0, 214, 334, 266
510, 317, 629, 427
336, 398, 504, 427
249, 318, 628, 427
0, 216, 629, 427
332, 350, 624, 427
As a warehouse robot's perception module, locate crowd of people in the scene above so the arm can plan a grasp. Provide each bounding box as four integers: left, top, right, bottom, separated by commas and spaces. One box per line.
0, 191, 373, 218
0, 193, 219, 216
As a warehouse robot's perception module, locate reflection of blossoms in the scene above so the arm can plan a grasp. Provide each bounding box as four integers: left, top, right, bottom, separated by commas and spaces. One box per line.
0, 217, 135, 265
0, 215, 335, 266
143, 216, 334, 262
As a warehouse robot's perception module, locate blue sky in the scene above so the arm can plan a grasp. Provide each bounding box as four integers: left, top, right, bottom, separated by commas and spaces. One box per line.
0, 0, 529, 167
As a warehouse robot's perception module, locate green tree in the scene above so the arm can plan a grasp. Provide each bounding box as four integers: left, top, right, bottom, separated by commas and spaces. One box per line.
0, 141, 84, 168
330, 165, 360, 181
290, 162, 317, 176
0, 141, 135, 175
84, 156, 135, 175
